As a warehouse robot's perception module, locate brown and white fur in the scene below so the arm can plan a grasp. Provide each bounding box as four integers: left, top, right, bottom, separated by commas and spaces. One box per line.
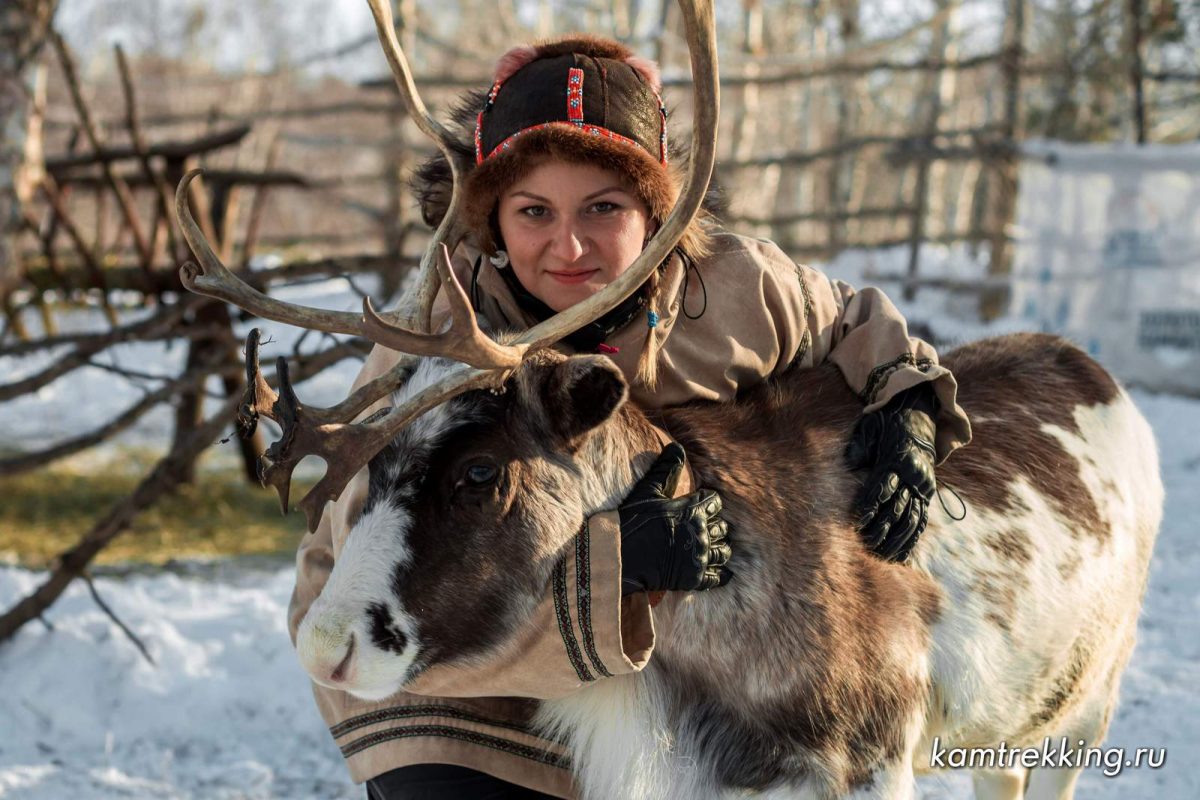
295, 333, 1162, 799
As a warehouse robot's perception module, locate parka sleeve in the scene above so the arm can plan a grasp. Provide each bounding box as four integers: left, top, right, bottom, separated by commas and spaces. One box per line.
403, 511, 656, 699
786, 259, 972, 462
741, 235, 969, 462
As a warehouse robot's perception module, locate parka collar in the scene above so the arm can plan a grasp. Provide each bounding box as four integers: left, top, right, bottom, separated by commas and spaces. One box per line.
473, 251, 688, 354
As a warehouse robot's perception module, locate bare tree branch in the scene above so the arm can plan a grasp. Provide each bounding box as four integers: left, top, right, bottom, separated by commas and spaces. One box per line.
0, 338, 369, 643
0, 393, 241, 642
238, 133, 283, 270
82, 572, 155, 666
115, 44, 180, 269
0, 361, 231, 476
1, 319, 228, 358
45, 126, 251, 174
0, 299, 198, 400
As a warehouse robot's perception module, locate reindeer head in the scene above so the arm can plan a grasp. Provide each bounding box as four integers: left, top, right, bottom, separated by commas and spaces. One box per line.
296, 350, 642, 698
174, 0, 718, 700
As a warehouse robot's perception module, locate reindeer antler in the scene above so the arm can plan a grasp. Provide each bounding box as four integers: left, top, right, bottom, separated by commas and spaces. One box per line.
178, 0, 720, 532
364, 0, 472, 334
361, 246, 528, 370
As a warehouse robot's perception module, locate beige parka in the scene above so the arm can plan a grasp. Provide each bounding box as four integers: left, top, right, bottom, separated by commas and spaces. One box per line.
287, 230, 972, 797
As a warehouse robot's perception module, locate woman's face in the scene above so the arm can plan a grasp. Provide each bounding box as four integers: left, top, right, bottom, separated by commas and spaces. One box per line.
496, 160, 655, 312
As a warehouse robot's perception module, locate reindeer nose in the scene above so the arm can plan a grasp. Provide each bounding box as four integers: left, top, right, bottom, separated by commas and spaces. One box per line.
329, 633, 356, 683
297, 620, 358, 686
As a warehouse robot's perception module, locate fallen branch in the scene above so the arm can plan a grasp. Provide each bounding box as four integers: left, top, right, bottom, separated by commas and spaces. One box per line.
86, 358, 198, 386
82, 572, 156, 666
51, 32, 154, 275
37, 175, 120, 324
0, 360, 233, 476
115, 44, 181, 269
721, 125, 1005, 169
18, 253, 409, 299
55, 167, 310, 191
45, 125, 251, 174
1, 320, 230, 359
724, 205, 919, 226
239, 134, 284, 270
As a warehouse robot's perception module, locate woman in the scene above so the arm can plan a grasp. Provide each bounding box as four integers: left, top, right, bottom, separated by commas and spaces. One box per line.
289, 36, 971, 799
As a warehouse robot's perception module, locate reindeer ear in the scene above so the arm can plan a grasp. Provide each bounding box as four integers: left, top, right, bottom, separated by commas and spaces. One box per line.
546, 355, 628, 443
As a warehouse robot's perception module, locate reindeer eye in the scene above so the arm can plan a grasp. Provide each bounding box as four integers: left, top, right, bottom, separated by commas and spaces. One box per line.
464, 463, 498, 486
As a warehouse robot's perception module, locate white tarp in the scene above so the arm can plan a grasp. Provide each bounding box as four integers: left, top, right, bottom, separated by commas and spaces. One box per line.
1012, 141, 1200, 395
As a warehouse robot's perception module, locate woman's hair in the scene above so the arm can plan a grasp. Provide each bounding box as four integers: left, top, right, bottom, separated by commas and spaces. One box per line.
634, 267, 664, 389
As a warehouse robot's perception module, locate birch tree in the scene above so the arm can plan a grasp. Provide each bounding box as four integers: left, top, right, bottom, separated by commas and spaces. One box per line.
1, 0, 57, 298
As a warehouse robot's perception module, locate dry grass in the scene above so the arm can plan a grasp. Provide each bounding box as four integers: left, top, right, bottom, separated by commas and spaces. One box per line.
1, 458, 314, 568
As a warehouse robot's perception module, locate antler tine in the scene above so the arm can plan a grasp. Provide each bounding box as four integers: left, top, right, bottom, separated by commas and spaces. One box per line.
236, 328, 279, 442
365, 0, 469, 334
514, 0, 719, 352
175, 170, 364, 336
236, 328, 415, 514
294, 361, 499, 531
364, 0, 464, 168
361, 244, 527, 370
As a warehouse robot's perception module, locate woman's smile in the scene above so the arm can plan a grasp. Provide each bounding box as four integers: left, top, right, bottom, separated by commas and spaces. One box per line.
545, 268, 601, 284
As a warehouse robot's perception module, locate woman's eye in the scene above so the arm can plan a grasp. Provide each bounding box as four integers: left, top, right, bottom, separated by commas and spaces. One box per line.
590, 201, 618, 214
519, 205, 547, 218
464, 464, 498, 486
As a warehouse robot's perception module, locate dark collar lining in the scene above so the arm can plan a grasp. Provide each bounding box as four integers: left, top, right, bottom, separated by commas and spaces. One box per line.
497, 265, 650, 352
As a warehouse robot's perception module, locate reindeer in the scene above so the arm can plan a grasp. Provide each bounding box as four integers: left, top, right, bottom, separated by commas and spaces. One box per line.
173, 2, 1163, 798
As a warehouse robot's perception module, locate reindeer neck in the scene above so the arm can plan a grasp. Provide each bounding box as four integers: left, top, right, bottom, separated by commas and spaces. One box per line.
576, 403, 678, 514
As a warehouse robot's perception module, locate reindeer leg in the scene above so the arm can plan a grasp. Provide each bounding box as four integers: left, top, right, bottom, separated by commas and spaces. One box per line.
1021, 688, 1118, 800
973, 766, 1029, 800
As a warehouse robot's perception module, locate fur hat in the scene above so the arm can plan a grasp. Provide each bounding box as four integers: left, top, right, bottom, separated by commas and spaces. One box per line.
411, 35, 712, 257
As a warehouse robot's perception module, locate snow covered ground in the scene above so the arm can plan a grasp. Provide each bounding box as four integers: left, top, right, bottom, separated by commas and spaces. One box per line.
1, 247, 1197, 798
0, 565, 354, 799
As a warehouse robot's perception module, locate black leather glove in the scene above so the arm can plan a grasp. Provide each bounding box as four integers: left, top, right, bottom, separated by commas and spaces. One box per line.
619, 443, 733, 595
845, 382, 939, 562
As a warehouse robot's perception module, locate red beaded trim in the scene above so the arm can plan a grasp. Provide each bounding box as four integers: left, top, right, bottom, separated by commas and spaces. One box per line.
475, 80, 504, 164
567, 68, 584, 123
483, 122, 646, 161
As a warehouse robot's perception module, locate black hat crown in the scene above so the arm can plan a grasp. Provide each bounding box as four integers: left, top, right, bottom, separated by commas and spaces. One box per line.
474, 46, 667, 166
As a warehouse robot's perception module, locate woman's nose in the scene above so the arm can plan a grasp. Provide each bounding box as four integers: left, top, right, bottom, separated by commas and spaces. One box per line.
548, 220, 588, 261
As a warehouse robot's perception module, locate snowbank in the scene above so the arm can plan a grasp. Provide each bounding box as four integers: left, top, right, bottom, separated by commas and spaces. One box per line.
0, 565, 356, 799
